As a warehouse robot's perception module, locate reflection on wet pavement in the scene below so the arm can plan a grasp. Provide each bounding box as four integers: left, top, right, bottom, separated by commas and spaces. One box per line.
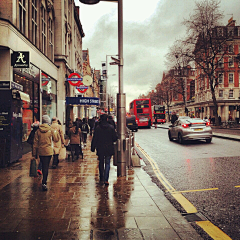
0, 138, 202, 240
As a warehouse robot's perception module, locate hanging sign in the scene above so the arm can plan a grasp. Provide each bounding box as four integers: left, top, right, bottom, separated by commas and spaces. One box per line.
67, 73, 83, 86
11, 51, 29, 68
76, 82, 88, 93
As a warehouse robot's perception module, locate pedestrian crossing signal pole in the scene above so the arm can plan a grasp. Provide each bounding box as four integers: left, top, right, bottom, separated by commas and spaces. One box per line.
79, 0, 127, 177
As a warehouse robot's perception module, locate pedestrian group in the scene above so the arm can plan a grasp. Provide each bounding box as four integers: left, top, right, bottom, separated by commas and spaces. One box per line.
28, 114, 117, 191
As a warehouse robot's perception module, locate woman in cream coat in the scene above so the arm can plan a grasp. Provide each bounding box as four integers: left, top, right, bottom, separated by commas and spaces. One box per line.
51, 117, 65, 168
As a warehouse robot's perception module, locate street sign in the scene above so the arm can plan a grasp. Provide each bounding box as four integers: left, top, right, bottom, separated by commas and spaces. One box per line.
67, 73, 83, 86
66, 97, 100, 105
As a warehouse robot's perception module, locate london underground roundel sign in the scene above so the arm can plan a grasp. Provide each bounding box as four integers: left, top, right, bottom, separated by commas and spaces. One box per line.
42, 72, 49, 86
67, 73, 82, 86
76, 82, 88, 93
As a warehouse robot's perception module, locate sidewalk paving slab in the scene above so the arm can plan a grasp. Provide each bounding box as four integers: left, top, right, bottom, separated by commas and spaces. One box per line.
0, 136, 205, 240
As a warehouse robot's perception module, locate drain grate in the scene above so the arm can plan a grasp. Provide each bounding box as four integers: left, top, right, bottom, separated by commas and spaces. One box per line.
183, 212, 208, 222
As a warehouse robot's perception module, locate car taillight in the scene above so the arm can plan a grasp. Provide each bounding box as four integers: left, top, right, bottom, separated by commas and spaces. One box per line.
205, 121, 210, 126
182, 123, 190, 128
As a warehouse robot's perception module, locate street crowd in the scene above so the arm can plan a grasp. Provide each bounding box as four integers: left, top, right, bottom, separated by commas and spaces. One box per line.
28, 114, 117, 191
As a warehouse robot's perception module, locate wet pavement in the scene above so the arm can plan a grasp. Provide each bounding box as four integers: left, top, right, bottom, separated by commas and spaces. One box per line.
0, 135, 204, 240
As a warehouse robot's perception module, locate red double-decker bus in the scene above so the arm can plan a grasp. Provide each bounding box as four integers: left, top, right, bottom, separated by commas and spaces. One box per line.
152, 105, 166, 124
129, 98, 152, 128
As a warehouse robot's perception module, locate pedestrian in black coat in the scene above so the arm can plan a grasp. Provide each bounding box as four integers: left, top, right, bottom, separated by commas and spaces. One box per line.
91, 114, 117, 185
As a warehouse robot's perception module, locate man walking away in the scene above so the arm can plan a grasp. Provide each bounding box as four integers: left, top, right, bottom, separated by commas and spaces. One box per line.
81, 118, 89, 147
91, 114, 117, 186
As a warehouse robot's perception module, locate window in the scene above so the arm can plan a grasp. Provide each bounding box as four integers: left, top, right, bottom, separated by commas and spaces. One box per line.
229, 57, 234, 67
218, 73, 223, 84
48, 18, 54, 60
219, 90, 223, 98
41, 6, 47, 54
229, 45, 233, 53
229, 73, 234, 84
228, 27, 234, 38
32, 0, 37, 45
19, 0, 26, 35
218, 58, 224, 68
229, 89, 233, 98
217, 28, 223, 36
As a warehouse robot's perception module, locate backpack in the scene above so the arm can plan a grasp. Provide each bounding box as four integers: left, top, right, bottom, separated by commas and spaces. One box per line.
82, 123, 88, 132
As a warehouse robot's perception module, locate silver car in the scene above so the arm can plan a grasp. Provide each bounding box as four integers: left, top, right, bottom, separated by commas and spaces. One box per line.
168, 118, 212, 144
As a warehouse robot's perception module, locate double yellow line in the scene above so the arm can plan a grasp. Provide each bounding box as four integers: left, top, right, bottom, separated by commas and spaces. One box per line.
135, 142, 232, 240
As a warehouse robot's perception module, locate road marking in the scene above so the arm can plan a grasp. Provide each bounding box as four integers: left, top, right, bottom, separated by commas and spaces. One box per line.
196, 221, 232, 240
135, 142, 233, 240
235, 185, 240, 188
177, 188, 219, 193
136, 142, 197, 213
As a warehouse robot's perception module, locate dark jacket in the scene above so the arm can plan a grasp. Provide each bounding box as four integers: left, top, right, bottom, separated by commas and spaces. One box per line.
91, 121, 117, 156
108, 118, 116, 129
68, 126, 81, 145
171, 114, 178, 124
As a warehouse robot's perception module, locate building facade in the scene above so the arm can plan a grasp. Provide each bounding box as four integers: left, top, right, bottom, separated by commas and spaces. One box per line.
0, 0, 85, 154
194, 18, 240, 122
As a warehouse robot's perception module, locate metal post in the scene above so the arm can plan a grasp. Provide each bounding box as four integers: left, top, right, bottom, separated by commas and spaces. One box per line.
117, 0, 126, 177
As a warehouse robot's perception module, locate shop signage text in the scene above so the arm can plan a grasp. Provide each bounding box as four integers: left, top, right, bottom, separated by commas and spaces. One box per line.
0, 81, 23, 91
66, 97, 100, 106
11, 51, 30, 68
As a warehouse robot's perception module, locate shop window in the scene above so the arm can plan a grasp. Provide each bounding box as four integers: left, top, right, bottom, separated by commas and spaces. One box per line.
14, 75, 33, 141
42, 75, 57, 119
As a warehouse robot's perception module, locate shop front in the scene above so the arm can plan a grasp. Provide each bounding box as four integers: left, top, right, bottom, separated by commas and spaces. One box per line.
13, 65, 57, 154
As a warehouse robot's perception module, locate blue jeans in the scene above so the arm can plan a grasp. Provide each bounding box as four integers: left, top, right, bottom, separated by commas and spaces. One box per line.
98, 155, 111, 182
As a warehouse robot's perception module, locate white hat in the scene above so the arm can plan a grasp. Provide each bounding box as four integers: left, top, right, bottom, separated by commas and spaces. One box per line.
42, 115, 51, 124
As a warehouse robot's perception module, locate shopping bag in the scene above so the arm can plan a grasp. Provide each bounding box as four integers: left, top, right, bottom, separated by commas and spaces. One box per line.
59, 146, 66, 160
29, 158, 38, 177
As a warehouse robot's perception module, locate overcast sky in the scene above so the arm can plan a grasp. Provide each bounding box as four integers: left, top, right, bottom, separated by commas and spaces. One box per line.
74, 0, 240, 109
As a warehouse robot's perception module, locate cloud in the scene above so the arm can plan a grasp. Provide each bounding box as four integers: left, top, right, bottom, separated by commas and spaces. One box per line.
79, 0, 240, 109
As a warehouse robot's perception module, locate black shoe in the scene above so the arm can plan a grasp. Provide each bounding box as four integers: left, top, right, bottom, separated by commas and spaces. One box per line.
42, 184, 48, 191
52, 165, 57, 169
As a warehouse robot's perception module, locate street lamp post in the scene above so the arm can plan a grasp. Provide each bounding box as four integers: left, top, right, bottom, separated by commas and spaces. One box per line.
79, 0, 127, 177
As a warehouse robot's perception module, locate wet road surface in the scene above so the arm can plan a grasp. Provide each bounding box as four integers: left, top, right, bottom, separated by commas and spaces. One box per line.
135, 127, 240, 240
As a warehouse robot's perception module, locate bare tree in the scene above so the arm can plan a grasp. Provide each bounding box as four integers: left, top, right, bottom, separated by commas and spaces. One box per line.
156, 73, 175, 121
165, 41, 192, 112
181, 0, 232, 125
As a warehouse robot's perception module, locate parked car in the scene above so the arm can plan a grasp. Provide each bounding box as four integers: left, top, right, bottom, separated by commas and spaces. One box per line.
168, 118, 212, 144
126, 115, 138, 132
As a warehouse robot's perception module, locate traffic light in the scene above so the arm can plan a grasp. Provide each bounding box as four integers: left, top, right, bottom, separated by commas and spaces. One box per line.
202, 107, 204, 113
198, 107, 201, 112
185, 107, 188, 113
237, 105, 240, 111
